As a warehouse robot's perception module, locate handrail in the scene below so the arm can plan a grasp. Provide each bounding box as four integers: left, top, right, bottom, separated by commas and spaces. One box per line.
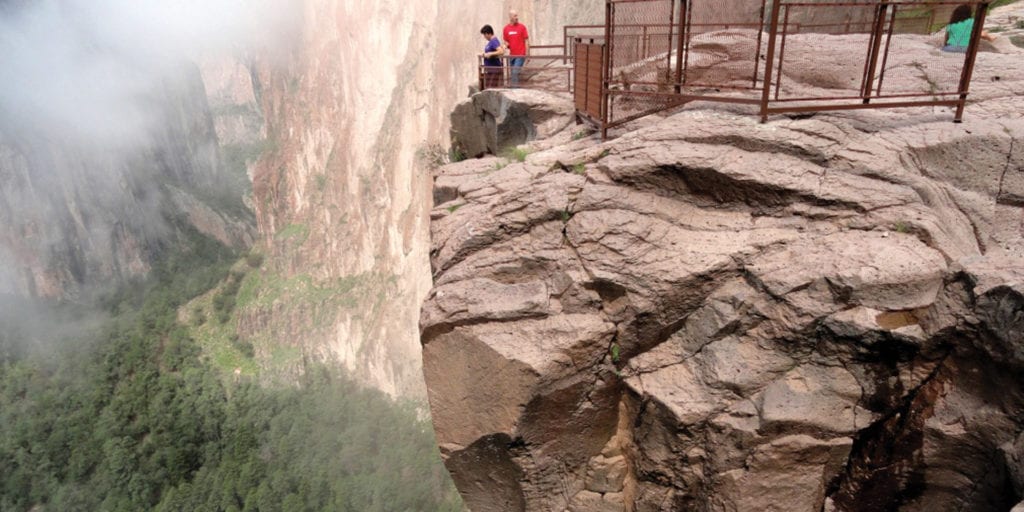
478, 53, 576, 92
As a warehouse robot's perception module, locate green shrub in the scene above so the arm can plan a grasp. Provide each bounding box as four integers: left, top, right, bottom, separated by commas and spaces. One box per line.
245, 252, 265, 269
503, 146, 531, 162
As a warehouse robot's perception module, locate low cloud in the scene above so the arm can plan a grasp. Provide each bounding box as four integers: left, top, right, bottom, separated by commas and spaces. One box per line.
0, 0, 286, 147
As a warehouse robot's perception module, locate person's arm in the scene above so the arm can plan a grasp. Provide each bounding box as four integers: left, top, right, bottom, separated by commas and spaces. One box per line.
482, 43, 504, 59
524, 26, 530, 55
981, 29, 995, 42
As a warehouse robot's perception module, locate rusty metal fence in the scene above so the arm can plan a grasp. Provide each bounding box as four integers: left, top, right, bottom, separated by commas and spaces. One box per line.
576, 0, 990, 137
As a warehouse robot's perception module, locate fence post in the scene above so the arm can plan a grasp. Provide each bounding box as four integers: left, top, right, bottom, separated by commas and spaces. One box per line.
564, 26, 569, 65
875, 6, 899, 96
760, 0, 782, 122
774, 5, 792, 101
682, 0, 694, 90
602, 1, 613, 139
955, 1, 988, 121
753, 0, 768, 87
667, 0, 676, 86
675, 0, 687, 93
861, 2, 889, 104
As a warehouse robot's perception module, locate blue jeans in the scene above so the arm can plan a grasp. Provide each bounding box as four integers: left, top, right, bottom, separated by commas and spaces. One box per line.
942, 45, 967, 53
509, 57, 526, 87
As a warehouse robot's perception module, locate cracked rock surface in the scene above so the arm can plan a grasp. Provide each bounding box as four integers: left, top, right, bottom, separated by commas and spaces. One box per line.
423, 25, 1024, 512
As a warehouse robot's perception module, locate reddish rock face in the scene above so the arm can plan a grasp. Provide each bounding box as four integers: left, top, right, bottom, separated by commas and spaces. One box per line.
421, 21, 1024, 509
240, 0, 605, 395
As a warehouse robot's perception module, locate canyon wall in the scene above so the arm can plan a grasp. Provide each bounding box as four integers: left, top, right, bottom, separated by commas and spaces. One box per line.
240, 0, 603, 396
0, 63, 254, 301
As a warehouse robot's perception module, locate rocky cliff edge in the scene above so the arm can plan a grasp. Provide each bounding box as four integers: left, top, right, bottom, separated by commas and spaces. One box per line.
421, 27, 1024, 512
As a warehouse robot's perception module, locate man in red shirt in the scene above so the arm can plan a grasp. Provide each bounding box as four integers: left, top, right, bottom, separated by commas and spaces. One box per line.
503, 10, 529, 87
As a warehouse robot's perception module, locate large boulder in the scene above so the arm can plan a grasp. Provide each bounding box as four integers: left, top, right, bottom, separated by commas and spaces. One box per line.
450, 89, 574, 159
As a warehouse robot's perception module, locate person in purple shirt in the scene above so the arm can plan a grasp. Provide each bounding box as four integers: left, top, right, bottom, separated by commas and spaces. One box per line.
480, 25, 504, 89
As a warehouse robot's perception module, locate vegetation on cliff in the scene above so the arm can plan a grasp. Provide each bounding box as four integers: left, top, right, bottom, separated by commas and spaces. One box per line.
0, 230, 460, 512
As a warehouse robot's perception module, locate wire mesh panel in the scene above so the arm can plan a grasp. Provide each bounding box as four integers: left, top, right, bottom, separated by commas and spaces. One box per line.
769, 3, 882, 101
873, 2, 971, 98
607, 0, 685, 127
682, 0, 769, 89
767, 0, 984, 106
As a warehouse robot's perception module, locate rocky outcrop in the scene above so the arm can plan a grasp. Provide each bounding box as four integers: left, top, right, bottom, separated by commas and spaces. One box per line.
422, 23, 1024, 509
451, 89, 575, 159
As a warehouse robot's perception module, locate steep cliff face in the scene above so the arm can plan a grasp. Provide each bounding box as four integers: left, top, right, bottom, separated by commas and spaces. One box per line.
242, 0, 602, 396
422, 23, 1024, 512
0, 63, 254, 300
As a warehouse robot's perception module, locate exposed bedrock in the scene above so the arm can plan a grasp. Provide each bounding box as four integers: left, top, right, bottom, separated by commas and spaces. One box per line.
422, 89, 1024, 510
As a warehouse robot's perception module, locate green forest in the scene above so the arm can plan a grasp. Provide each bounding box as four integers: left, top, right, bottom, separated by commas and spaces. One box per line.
0, 232, 461, 511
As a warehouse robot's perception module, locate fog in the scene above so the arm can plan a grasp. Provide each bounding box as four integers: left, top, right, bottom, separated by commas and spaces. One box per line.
0, 0, 290, 305
0, 0, 283, 147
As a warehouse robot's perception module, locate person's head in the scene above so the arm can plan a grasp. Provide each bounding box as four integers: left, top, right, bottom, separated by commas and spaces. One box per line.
481, 24, 494, 40
950, 4, 973, 24
509, 10, 519, 25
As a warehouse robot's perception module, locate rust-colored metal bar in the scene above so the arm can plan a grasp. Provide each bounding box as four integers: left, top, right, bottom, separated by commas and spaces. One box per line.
574, 43, 584, 110
603, 0, 613, 139
778, 0, 966, 5
760, 0, 781, 122
606, 79, 757, 89
479, 56, 485, 91
770, 90, 962, 102
774, 4, 791, 101
608, 89, 762, 102
683, 0, 694, 85
860, 2, 889, 103
753, 0, 768, 87
765, 98, 959, 114
667, 0, 675, 80
675, 0, 687, 92
955, 1, 987, 121
875, 5, 899, 96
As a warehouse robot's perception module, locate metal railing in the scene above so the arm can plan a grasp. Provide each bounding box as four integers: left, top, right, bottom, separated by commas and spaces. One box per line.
576, 0, 989, 138
478, 51, 575, 92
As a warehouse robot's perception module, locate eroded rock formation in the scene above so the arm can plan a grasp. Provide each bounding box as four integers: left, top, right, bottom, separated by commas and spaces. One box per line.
422, 27, 1024, 511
